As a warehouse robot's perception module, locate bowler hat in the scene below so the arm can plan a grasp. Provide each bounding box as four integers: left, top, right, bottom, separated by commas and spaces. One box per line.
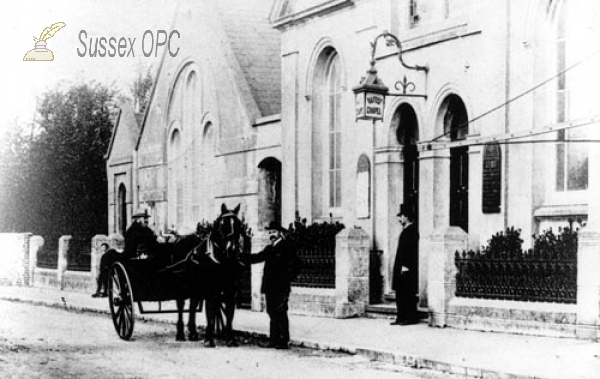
132, 208, 150, 219
397, 203, 415, 219
265, 220, 286, 232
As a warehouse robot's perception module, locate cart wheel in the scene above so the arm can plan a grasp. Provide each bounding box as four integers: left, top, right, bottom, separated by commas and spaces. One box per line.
108, 262, 135, 340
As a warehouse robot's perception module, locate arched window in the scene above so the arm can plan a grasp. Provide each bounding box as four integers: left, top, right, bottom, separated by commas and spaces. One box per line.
311, 46, 344, 218
201, 122, 215, 221
169, 129, 184, 229
117, 184, 127, 235
167, 65, 202, 232
327, 53, 342, 209
553, 2, 588, 192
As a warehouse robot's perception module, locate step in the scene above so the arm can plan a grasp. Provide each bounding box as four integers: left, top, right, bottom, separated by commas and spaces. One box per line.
364, 303, 396, 319
365, 303, 429, 322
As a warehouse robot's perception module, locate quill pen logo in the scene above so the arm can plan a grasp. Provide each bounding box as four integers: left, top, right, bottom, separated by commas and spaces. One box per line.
23, 22, 66, 61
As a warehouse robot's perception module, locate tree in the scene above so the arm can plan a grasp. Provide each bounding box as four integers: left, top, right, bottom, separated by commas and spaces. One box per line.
0, 82, 116, 245
130, 65, 154, 115
0, 122, 33, 232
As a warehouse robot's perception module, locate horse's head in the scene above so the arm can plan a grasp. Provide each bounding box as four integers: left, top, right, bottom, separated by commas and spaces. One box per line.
210, 204, 248, 263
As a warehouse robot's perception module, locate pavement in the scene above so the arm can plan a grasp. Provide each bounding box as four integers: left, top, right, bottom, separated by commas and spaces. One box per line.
1, 285, 599, 379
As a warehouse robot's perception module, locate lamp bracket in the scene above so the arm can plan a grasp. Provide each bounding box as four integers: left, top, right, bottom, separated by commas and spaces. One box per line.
371, 31, 429, 73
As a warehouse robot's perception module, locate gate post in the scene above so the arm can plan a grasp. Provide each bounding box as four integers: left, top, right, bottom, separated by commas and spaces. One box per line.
58, 235, 71, 290
576, 228, 600, 340
334, 227, 370, 318
425, 227, 468, 327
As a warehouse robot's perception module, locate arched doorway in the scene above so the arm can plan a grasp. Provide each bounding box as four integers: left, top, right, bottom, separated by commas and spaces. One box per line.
117, 184, 127, 235
395, 103, 419, 226
258, 158, 282, 229
444, 95, 469, 232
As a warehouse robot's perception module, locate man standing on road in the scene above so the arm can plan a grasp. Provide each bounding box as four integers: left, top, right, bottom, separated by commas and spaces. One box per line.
391, 203, 420, 325
247, 221, 302, 349
91, 242, 119, 298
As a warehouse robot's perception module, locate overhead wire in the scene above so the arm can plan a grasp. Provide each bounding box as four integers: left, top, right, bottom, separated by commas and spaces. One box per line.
428, 46, 600, 144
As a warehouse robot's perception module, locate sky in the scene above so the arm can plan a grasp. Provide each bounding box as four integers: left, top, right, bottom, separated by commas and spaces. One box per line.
0, 0, 180, 137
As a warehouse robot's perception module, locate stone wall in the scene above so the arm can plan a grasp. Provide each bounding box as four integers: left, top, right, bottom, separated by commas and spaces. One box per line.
424, 227, 600, 341
0, 233, 31, 286
23, 234, 115, 295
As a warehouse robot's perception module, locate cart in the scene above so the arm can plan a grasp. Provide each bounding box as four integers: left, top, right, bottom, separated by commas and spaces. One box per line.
108, 256, 227, 340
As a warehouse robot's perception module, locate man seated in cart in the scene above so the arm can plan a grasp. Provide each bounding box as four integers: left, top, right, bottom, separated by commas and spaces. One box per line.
91, 208, 161, 298
122, 208, 160, 260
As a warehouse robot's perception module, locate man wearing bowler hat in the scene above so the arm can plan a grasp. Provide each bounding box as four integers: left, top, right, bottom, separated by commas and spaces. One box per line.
123, 208, 159, 260
391, 203, 420, 325
247, 220, 302, 349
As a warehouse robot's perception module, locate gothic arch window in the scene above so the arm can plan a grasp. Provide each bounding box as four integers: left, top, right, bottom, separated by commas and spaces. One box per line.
327, 53, 342, 209
167, 64, 202, 231
200, 122, 215, 221
311, 46, 344, 218
168, 128, 184, 230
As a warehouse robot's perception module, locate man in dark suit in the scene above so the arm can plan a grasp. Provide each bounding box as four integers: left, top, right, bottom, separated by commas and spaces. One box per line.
92, 242, 119, 297
391, 203, 420, 325
122, 209, 159, 260
248, 221, 302, 349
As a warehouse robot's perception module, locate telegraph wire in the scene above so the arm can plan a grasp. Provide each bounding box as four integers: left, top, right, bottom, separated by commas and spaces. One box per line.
428, 46, 600, 144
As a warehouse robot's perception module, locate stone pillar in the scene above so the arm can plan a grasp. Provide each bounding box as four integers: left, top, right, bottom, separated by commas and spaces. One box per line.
418, 149, 451, 309
58, 235, 71, 290
29, 235, 44, 287
577, 229, 600, 339
334, 227, 370, 318
576, 122, 600, 339
91, 235, 109, 287
425, 227, 468, 327
250, 231, 269, 312
21, 233, 32, 286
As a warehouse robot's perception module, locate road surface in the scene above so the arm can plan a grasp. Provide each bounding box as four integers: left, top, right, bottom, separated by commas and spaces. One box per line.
0, 300, 465, 379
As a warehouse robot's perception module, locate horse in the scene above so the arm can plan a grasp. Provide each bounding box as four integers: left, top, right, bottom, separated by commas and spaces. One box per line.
168, 204, 250, 346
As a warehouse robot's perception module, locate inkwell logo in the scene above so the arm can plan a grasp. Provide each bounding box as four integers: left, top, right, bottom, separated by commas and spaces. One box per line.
23, 22, 66, 61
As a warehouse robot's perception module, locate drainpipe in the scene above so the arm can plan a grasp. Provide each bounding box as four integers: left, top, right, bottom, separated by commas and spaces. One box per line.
503, 0, 511, 229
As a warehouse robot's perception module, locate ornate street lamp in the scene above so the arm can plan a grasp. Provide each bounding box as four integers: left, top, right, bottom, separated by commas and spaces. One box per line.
353, 31, 428, 121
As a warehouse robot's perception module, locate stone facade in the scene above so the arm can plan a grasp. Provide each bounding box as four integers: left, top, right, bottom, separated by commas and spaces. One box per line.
103, 0, 600, 332
274, 0, 599, 291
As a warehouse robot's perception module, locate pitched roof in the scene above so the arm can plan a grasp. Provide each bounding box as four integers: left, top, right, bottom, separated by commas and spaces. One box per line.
217, 0, 282, 117
104, 99, 140, 161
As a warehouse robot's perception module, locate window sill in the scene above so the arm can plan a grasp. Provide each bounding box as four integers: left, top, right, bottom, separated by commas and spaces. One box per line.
534, 203, 587, 219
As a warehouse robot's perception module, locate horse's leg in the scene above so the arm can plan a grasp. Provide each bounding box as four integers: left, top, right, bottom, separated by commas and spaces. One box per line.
176, 298, 185, 341
225, 288, 238, 347
187, 297, 199, 341
203, 297, 216, 348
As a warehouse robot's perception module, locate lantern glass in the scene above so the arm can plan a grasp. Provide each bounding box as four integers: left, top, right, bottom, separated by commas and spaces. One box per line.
355, 90, 366, 120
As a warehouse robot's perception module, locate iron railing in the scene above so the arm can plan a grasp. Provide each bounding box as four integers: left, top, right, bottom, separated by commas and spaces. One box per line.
455, 227, 577, 303
288, 216, 344, 289
37, 244, 58, 269
67, 237, 91, 271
